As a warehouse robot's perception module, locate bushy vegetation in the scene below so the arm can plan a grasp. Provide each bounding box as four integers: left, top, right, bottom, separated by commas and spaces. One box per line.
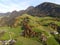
0, 14, 60, 45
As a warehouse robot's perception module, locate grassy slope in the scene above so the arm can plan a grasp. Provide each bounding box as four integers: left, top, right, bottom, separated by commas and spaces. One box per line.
0, 27, 43, 45
0, 14, 60, 45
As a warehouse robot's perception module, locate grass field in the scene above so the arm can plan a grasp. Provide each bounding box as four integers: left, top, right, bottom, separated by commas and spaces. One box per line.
0, 14, 60, 45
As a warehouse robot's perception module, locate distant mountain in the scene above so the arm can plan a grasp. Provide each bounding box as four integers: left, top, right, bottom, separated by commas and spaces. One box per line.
0, 2, 60, 17
0, 6, 33, 17
27, 2, 60, 17
25, 6, 34, 12
0, 12, 11, 17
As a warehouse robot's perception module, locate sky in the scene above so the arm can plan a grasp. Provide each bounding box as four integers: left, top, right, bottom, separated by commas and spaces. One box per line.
0, 0, 60, 13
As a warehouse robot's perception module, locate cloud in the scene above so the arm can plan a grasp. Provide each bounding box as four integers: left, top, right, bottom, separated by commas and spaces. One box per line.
0, 0, 31, 13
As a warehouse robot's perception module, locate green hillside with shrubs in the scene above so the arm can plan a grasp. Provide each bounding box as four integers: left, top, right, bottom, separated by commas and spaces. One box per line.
0, 14, 60, 45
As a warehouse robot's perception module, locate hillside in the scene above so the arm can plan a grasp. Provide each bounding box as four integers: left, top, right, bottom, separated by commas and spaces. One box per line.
0, 14, 60, 45
0, 2, 60, 45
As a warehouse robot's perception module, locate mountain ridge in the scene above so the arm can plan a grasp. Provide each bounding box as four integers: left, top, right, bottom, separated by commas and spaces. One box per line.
27, 2, 60, 17
0, 2, 60, 17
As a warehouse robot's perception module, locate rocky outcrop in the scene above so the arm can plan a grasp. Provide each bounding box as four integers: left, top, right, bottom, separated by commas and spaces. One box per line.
0, 39, 16, 45
21, 17, 37, 37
